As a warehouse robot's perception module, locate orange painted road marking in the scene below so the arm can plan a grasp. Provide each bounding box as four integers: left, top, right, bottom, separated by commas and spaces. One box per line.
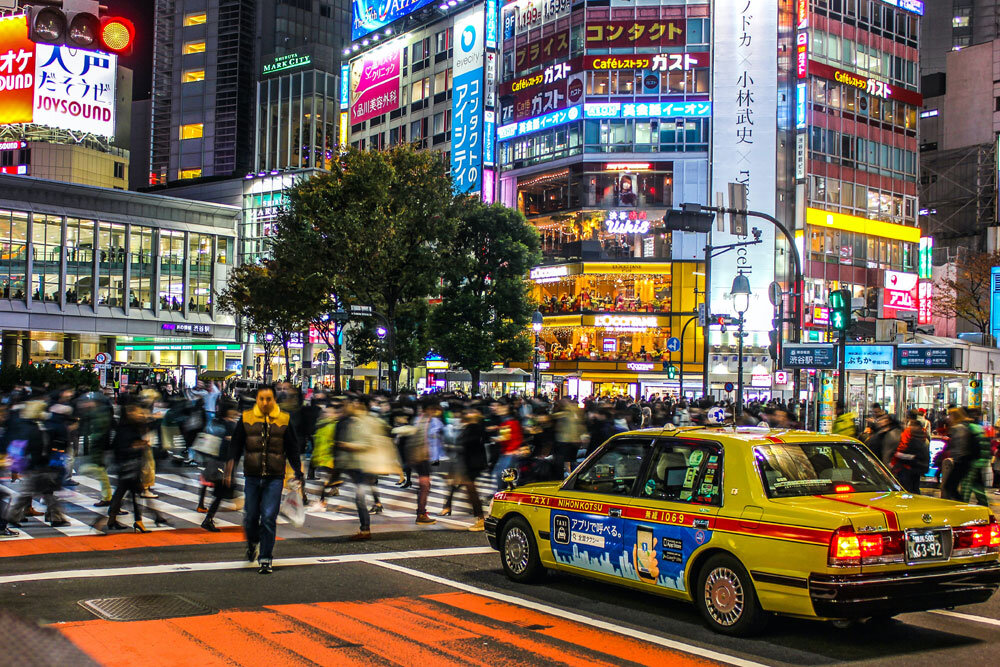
57, 594, 722, 666
0, 528, 250, 559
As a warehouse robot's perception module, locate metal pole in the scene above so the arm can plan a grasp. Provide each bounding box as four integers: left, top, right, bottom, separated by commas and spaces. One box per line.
679, 315, 697, 401
837, 330, 847, 408
736, 315, 745, 419
702, 241, 712, 398
533, 331, 540, 398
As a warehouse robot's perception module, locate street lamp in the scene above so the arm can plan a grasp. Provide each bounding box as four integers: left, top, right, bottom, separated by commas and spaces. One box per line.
730, 273, 751, 419
532, 310, 543, 397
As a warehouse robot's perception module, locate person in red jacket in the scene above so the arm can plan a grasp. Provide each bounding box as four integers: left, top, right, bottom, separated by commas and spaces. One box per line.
493, 401, 523, 491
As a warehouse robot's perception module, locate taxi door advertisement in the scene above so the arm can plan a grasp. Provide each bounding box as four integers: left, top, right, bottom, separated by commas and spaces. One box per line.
549, 500, 625, 576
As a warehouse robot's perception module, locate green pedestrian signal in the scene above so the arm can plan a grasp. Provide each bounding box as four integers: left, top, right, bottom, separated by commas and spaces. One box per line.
667, 364, 677, 379
828, 289, 851, 331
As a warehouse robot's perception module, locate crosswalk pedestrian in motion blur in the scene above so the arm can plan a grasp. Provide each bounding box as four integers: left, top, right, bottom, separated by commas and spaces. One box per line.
0, 468, 495, 540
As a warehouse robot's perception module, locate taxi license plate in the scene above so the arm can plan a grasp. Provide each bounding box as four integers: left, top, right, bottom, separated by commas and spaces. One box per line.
905, 529, 949, 563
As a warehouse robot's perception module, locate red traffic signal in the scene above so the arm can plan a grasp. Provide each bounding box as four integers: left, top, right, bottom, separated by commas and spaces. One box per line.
100, 16, 134, 56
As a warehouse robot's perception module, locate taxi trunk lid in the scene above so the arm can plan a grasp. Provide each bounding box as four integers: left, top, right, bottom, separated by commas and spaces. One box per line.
810, 492, 989, 534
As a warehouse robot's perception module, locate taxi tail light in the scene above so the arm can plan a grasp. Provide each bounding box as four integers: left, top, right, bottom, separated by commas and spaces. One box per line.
828, 526, 904, 566
954, 516, 1000, 553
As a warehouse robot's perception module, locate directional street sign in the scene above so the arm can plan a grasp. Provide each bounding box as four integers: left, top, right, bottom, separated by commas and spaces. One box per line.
666, 337, 681, 352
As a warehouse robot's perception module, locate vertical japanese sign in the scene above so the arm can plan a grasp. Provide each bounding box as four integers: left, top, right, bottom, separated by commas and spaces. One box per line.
710, 0, 778, 332
991, 266, 1000, 342
485, 0, 499, 49
0, 14, 35, 125
349, 44, 401, 124
452, 5, 485, 194
918, 236, 933, 325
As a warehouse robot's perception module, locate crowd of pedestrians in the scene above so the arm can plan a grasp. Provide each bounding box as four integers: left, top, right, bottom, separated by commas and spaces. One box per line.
2, 379, 999, 574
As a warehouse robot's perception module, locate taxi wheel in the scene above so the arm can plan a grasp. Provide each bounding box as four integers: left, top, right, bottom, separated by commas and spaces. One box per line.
695, 554, 768, 637
500, 516, 545, 583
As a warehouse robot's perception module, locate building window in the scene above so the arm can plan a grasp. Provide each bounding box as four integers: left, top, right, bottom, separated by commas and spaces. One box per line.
113, 162, 125, 179
182, 68, 205, 83
183, 12, 207, 26
953, 35, 971, 50
160, 231, 185, 312
65, 217, 94, 305
435, 28, 451, 53
129, 227, 154, 310
179, 168, 202, 179
183, 40, 206, 54
31, 214, 61, 303
953, 8, 971, 28
320, 4, 332, 17
97, 222, 126, 307
179, 123, 204, 139
0, 209, 28, 300
188, 233, 212, 313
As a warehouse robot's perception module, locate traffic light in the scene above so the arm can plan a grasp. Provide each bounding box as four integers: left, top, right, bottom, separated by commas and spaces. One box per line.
667, 365, 677, 379
25, 2, 135, 55
768, 329, 779, 360
828, 289, 851, 331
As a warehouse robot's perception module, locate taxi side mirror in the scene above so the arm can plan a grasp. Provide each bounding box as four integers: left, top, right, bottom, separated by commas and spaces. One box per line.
502, 467, 518, 490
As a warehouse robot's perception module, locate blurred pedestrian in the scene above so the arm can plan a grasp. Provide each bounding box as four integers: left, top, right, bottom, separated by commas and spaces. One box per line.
407, 398, 444, 524
892, 410, 929, 494
102, 403, 170, 532
4, 401, 69, 528
200, 401, 239, 532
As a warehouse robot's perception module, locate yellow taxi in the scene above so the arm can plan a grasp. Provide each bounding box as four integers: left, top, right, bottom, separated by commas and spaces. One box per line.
484, 426, 1000, 636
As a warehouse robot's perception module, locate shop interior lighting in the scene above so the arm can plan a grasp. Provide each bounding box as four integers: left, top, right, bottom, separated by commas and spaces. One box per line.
385, 28, 392, 35
362, 39, 369, 46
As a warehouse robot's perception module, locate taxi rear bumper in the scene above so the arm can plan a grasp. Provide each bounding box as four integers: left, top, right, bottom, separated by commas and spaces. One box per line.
808, 561, 1000, 618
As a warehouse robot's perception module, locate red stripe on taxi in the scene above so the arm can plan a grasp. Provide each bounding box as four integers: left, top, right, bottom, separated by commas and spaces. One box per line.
765, 435, 784, 443
818, 495, 900, 531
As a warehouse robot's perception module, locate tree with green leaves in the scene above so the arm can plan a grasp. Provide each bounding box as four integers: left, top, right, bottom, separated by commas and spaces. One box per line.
429, 200, 541, 393
217, 262, 308, 381
267, 145, 458, 391
347, 298, 432, 389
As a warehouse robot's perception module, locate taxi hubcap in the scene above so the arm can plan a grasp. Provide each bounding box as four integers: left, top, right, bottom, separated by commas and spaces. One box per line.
704, 567, 744, 626
504, 527, 530, 574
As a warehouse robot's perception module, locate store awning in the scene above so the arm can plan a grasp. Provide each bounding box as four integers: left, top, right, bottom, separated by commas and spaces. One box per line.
198, 370, 237, 381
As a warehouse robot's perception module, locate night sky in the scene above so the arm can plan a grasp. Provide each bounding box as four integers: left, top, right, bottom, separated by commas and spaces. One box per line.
104, 0, 154, 99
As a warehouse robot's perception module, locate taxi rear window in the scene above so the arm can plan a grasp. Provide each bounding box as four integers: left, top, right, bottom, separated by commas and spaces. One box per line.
753, 442, 900, 498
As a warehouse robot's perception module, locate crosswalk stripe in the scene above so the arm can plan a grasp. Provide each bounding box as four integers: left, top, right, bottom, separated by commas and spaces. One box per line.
72, 476, 240, 529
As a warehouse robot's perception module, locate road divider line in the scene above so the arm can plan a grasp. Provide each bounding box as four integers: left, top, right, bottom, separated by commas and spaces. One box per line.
930, 609, 1000, 627
370, 560, 768, 667
0, 546, 494, 585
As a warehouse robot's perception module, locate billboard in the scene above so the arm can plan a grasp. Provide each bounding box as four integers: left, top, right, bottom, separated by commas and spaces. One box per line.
451, 6, 485, 194
349, 44, 402, 124
351, 0, 438, 41
0, 15, 117, 137
710, 0, 777, 333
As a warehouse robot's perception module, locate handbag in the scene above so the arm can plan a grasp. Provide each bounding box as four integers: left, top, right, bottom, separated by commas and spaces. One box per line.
192, 431, 222, 458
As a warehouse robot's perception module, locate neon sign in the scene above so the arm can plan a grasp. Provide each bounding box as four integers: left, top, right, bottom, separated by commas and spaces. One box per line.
497, 104, 581, 140
796, 32, 808, 78
605, 211, 649, 234
626, 362, 654, 371
594, 315, 658, 331
605, 163, 651, 171
796, 82, 807, 129
884, 270, 918, 312
583, 101, 711, 119
262, 53, 312, 75
530, 265, 569, 282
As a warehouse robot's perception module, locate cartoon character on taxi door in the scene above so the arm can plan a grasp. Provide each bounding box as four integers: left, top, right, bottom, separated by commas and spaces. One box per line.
634, 527, 659, 583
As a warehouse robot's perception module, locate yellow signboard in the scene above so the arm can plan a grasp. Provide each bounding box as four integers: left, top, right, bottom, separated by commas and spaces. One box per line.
582, 262, 673, 275
805, 208, 921, 243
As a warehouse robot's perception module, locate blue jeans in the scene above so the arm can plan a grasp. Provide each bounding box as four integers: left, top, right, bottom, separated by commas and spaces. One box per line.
243, 476, 283, 564
495, 453, 518, 491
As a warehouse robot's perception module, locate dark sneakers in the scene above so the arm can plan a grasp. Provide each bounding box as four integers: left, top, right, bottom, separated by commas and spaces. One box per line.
246, 543, 259, 563
201, 518, 220, 532
258, 562, 273, 574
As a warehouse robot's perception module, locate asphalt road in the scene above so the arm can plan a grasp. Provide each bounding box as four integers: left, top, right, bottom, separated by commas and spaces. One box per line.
3, 526, 1000, 667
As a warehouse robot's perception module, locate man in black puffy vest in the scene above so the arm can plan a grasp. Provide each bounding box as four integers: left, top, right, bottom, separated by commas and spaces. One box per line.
228, 386, 301, 574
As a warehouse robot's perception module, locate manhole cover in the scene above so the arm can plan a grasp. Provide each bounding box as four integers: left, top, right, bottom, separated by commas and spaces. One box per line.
78, 594, 216, 622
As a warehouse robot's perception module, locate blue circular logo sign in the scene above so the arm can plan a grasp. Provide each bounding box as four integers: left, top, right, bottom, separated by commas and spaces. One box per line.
461, 25, 476, 52
695, 530, 707, 545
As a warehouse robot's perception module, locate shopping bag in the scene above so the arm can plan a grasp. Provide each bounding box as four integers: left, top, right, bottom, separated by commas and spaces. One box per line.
281, 479, 306, 527
192, 432, 222, 458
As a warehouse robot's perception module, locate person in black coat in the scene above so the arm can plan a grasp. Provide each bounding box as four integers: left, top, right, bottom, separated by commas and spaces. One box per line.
100, 403, 170, 532
4, 401, 70, 527
441, 406, 488, 532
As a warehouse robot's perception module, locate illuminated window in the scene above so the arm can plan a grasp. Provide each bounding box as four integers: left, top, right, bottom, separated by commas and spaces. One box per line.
183, 12, 207, 26
183, 41, 206, 54
183, 69, 205, 83
179, 168, 202, 179
179, 123, 204, 139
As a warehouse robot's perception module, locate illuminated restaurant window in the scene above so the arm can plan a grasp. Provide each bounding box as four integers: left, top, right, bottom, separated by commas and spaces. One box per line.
183, 40, 206, 54
183, 69, 205, 83
183, 12, 207, 26
179, 168, 202, 179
